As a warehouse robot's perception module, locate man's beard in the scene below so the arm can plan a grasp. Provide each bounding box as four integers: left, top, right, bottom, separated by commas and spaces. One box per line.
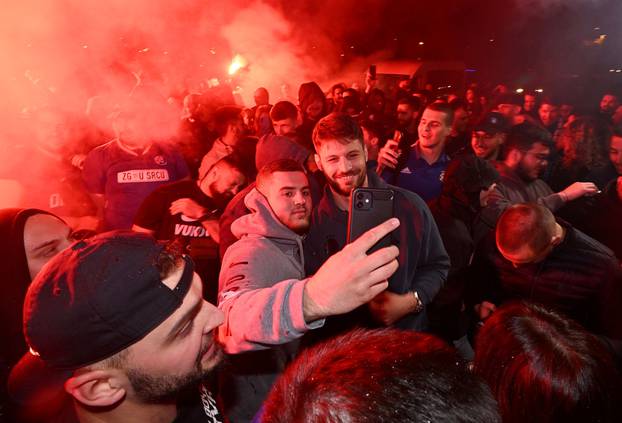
125, 343, 224, 404
209, 182, 234, 208
516, 160, 539, 183
326, 168, 366, 197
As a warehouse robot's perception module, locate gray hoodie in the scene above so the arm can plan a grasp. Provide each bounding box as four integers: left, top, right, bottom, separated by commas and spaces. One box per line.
218, 188, 323, 353
217, 188, 323, 423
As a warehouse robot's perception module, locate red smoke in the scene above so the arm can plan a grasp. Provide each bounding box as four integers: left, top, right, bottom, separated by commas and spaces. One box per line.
0, 0, 344, 210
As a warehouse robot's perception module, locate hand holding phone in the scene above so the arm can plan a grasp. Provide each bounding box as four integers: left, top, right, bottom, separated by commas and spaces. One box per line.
347, 188, 395, 254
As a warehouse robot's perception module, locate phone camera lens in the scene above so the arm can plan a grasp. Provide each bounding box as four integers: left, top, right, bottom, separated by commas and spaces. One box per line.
356, 192, 365, 200
356, 201, 364, 209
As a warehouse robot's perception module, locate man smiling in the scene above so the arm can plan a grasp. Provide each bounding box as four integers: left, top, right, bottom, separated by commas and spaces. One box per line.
305, 113, 449, 337
9, 232, 225, 423
218, 159, 403, 422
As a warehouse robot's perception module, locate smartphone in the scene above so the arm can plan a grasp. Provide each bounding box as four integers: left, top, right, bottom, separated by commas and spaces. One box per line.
347, 188, 394, 254
369, 64, 377, 80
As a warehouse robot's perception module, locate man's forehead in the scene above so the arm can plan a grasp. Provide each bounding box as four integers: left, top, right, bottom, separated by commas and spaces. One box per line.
529, 142, 550, 152
271, 171, 308, 186
319, 139, 363, 155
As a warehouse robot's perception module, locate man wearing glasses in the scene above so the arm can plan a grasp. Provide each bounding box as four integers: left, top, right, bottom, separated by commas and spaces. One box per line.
481, 122, 599, 228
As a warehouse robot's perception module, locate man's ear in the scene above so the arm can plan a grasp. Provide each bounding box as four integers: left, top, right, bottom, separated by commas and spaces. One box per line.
550, 234, 562, 247
296, 110, 303, 126
505, 148, 522, 166
65, 369, 126, 408
314, 153, 323, 172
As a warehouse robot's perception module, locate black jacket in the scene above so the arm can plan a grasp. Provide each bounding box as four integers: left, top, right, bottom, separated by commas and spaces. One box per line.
303, 171, 450, 333
472, 221, 622, 341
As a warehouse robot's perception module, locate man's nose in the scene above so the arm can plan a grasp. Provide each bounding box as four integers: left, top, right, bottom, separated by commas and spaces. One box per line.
338, 158, 352, 172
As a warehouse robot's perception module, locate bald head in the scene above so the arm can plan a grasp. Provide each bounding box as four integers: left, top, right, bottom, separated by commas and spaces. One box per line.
496, 204, 560, 266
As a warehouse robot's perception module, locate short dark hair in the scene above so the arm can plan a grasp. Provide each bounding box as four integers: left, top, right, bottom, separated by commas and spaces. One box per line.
539, 97, 558, 107
425, 102, 454, 127
602, 91, 619, 99
449, 97, 468, 112
212, 106, 242, 137
212, 154, 245, 174
611, 125, 622, 140
337, 95, 362, 116
263, 329, 500, 423
496, 203, 556, 256
312, 112, 363, 151
330, 83, 346, 94
504, 122, 552, 153
256, 159, 307, 193
397, 96, 423, 113
474, 301, 622, 423
270, 101, 298, 122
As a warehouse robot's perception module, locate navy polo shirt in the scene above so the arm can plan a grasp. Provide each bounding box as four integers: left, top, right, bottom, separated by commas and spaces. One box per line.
382, 144, 450, 202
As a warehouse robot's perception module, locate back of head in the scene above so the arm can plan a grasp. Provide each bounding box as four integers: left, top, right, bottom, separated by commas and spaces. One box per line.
312, 112, 363, 152
263, 328, 499, 423
495, 203, 556, 258
474, 301, 622, 423
560, 116, 610, 168
442, 156, 499, 209
337, 95, 362, 116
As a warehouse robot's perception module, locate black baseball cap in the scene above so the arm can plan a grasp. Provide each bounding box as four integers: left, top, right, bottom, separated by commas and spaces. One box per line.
9, 231, 194, 404
474, 112, 509, 134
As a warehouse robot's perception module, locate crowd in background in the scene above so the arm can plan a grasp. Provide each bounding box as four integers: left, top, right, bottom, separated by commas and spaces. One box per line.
1, 71, 622, 423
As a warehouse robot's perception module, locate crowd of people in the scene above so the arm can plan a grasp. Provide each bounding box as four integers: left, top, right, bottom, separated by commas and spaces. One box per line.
1, 71, 622, 423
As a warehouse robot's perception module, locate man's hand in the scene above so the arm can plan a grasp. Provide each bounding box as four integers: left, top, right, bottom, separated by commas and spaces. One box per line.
474, 301, 496, 321
560, 182, 600, 202
368, 291, 417, 326
202, 219, 220, 243
303, 218, 400, 323
169, 198, 206, 219
376, 139, 401, 172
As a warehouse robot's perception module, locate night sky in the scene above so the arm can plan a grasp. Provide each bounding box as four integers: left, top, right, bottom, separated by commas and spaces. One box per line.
276, 0, 622, 103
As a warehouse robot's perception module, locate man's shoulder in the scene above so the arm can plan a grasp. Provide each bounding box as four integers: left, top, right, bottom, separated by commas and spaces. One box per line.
224, 234, 283, 262
563, 226, 618, 264
384, 182, 430, 216
148, 179, 195, 199
84, 140, 117, 161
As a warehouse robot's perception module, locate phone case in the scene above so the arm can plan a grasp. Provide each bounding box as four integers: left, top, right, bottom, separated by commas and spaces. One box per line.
347, 188, 394, 254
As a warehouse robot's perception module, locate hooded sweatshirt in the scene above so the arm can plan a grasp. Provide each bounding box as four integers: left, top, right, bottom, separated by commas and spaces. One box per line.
0, 208, 57, 421
218, 188, 323, 353
297, 81, 327, 143
217, 188, 323, 422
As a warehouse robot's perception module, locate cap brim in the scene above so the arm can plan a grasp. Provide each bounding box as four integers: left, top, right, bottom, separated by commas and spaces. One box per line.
8, 350, 72, 411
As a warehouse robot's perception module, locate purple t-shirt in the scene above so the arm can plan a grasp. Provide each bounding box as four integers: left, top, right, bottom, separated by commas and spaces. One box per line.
82, 140, 189, 230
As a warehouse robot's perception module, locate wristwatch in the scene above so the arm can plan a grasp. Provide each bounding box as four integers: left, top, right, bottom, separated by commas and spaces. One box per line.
411, 291, 424, 314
